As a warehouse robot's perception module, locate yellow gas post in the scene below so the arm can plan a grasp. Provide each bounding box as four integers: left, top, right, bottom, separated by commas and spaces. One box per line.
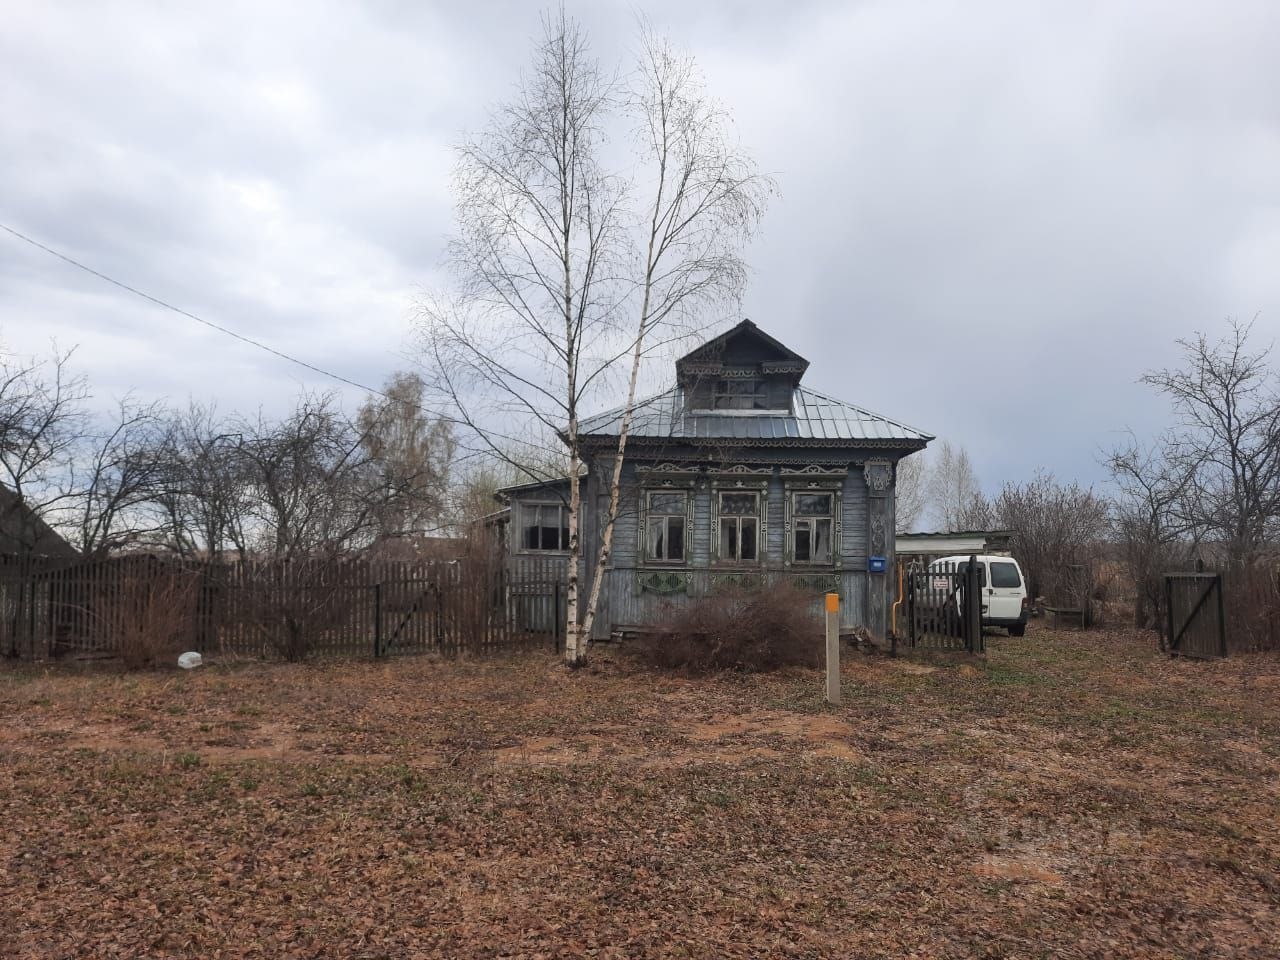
825, 592, 840, 705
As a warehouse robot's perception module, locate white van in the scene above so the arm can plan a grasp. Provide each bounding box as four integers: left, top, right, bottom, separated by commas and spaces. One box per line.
927, 555, 1029, 636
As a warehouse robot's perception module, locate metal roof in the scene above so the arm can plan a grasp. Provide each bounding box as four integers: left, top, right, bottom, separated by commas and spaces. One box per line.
577, 385, 933, 445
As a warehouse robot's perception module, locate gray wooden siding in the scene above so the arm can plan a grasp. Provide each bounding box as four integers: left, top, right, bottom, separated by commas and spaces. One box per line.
841, 468, 868, 564
691, 485, 711, 567
766, 478, 785, 557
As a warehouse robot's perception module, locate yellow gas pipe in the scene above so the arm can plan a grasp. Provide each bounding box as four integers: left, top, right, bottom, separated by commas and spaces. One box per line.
890, 560, 905, 638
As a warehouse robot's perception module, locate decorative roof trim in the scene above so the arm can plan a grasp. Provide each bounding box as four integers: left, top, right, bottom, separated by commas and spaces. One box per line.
581, 435, 930, 450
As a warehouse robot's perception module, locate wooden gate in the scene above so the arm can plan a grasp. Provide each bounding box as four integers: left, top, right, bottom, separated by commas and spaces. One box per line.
1163, 573, 1226, 658
905, 556, 983, 653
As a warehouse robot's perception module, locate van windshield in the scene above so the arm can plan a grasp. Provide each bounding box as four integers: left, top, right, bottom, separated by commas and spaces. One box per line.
991, 562, 1022, 588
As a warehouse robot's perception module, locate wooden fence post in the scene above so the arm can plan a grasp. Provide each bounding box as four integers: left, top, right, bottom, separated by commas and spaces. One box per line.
825, 592, 840, 705
1216, 573, 1227, 657
553, 580, 562, 654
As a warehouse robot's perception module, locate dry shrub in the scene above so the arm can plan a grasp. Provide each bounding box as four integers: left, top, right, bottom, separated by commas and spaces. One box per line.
98, 570, 200, 669
634, 581, 822, 674
240, 560, 357, 662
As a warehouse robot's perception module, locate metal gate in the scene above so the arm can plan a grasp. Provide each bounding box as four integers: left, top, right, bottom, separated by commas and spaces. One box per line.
905, 556, 983, 653
1163, 572, 1226, 658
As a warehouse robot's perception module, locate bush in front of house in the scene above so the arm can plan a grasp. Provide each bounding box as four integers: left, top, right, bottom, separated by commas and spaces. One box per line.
635, 581, 823, 674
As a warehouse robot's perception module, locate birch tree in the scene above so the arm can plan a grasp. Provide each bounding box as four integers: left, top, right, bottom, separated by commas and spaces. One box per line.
578, 28, 772, 650
894, 451, 929, 533
926, 440, 983, 530
419, 12, 772, 664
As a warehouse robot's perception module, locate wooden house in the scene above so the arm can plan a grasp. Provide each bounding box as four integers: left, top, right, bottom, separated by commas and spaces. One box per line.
498, 320, 933, 641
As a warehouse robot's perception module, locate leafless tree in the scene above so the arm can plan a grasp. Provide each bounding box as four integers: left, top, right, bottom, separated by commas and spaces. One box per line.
1139, 319, 1280, 562
419, 11, 772, 663
234, 392, 385, 561
894, 452, 929, 533
356, 371, 455, 540
153, 402, 250, 560
68, 396, 169, 557
926, 440, 984, 531
1105, 435, 1195, 627
579, 27, 773, 654
0, 348, 88, 556
418, 11, 623, 664
989, 472, 1111, 606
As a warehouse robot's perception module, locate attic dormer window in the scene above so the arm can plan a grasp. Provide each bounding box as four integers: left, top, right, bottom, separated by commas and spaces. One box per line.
712, 378, 769, 410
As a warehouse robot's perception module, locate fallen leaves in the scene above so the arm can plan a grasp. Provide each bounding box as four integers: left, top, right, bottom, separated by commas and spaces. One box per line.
1, 629, 1278, 957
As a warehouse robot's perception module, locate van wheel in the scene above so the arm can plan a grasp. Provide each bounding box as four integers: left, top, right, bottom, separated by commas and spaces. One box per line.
1009, 624, 1026, 637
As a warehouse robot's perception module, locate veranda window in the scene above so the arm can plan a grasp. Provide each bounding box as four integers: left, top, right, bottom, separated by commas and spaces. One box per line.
718, 492, 759, 562
646, 491, 687, 562
520, 502, 569, 551
792, 492, 833, 564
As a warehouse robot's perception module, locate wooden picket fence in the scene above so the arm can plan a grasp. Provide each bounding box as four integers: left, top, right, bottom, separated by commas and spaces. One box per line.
0, 553, 564, 663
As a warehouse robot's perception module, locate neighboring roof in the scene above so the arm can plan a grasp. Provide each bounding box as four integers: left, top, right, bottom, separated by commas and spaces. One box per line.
896, 530, 1014, 555
495, 476, 574, 500
478, 507, 511, 527
578, 385, 933, 445
897, 530, 1015, 540
0, 486, 79, 559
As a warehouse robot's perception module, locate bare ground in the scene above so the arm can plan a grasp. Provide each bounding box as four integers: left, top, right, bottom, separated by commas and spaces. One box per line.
2, 625, 1279, 958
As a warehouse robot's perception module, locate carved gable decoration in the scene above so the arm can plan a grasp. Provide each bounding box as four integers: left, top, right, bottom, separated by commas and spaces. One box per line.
675, 319, 809, 385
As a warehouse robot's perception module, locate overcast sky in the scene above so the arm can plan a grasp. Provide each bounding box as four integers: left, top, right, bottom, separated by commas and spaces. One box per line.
3, 0, 1278, 492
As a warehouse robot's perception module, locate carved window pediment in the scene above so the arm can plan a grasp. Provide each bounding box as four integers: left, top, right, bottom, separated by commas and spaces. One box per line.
780, 464, 848, 480
635, 463, 701, 487
708, 464, 773, 487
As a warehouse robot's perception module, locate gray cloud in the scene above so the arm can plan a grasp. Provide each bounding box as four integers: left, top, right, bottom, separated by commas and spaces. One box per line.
2, 0, 1278, 491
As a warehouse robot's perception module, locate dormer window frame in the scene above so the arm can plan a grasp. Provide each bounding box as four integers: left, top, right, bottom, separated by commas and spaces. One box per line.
711, 376, 770, 411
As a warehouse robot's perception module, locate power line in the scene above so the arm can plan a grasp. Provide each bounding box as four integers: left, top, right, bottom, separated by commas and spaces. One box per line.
1, 220, 384, 397
0, 220, 563, 460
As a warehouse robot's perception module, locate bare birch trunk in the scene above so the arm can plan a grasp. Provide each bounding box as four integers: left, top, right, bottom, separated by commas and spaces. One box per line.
580, 326, 645, 643
419, 16, 771, 666
565, 445, 583, 662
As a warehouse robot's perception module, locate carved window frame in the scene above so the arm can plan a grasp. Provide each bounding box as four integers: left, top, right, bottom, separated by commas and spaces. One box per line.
635, 463, 700, 570
780, 466, 847, 570
709, 467, 771, 567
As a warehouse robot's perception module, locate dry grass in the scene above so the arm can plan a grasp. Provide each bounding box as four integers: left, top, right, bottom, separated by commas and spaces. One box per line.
2, 626, 1279, 957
